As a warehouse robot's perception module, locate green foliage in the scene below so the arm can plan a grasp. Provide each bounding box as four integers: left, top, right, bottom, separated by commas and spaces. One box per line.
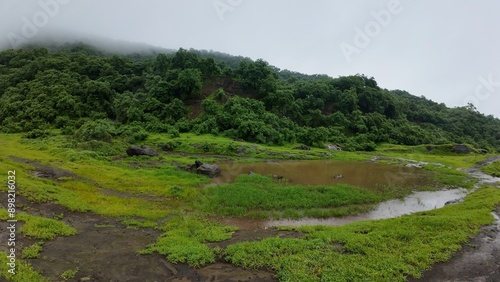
1, 46, 499, 151
23, 129, 51, 139
117, 124, 149, 143
76, 119, 116, 142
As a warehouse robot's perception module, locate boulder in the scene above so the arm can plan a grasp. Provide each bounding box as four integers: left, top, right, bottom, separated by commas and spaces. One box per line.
158, 144, 173, 151
126, 146, 159, 157
451, 144, 472, 154
196, 163, 221, 178
293, 145, 311, 150
325, 143, 342, 151
171, 162, 184, 170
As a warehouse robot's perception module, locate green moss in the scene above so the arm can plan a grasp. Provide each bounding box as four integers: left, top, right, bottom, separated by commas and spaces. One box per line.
0, 252, 48, 281
141, 215, 237, 267
22, 242, 44, 259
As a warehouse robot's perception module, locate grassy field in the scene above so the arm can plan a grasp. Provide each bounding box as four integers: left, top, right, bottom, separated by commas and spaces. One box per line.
0, 133, 497, 281
224, 187, 500, 282
481, 160, 500, 177
201, 174, 382, 219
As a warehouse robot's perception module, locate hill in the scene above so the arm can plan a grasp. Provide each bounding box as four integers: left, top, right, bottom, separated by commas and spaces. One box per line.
0, 42, 499, 151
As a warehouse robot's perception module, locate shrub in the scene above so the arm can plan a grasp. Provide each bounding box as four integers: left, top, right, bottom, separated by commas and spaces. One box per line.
75, 119, 116, 142
23, 129, 51, 139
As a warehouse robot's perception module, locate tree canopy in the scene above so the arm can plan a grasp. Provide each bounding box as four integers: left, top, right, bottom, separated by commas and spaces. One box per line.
1, 43, 499, 151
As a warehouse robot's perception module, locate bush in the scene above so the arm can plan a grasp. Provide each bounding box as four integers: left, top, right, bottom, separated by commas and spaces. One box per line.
117, 124, 149, 143
23, 129, 51, 139
169, 127, 180, 138
75, 119, 116, 142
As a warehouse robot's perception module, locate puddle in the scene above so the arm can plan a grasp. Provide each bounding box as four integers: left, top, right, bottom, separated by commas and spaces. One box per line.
215, 159, 432, 188
265, 188, 468, 227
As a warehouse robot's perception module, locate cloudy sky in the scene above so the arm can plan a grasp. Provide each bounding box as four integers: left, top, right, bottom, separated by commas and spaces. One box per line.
1, 0, 499, 118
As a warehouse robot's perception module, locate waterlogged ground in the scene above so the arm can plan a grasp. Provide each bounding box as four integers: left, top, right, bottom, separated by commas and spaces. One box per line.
0, 196, 277, 282
215, 159, 433, 188
1, 137, 499, 281
266, 188, 468, 227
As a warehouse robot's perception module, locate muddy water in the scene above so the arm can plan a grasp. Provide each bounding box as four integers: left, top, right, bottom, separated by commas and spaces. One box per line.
265, 188, 468, 227
214, 160, 432, 188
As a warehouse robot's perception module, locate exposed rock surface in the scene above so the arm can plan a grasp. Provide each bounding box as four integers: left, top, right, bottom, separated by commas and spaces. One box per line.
325, 143, 342, 151
293, 145, 311, 150
196, 163, 221, 178
126, 146, 159, 156
451, 144, 473, 154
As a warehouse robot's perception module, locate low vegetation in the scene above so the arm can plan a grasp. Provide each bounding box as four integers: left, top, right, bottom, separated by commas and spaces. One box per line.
224, 187, 500, 281
0, 253, 48, 282
481, 161, 500, 177
21, 242, 44, 259
141, 215, 238, 267
201, 174, 381, 219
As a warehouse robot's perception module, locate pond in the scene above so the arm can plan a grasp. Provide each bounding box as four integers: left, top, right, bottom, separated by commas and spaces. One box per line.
214, 159, 433, 189
212, 159, 472, 228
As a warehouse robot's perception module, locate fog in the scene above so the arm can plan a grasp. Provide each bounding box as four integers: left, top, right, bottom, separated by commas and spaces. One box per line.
1, 0, 499, 117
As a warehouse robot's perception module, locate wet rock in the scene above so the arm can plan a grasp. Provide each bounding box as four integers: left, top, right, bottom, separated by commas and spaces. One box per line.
451, 144, 473, 154
158, 144, 174, 151
126, 146, 159, 157
325, 143, 342, 151
293, 145, 311, 150
171, 162, 184, 170
196, 163, 221, 178
248, 171, 256, 175
333, 174, 343, 179
445, 198, 465, 205
30, 170, 53, 179
406, 162, 428, 169
237, 146, 247, 155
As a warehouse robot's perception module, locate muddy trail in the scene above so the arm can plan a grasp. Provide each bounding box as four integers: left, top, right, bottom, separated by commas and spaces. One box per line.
1, 157, 282, 281
410, 156, 500, 282
0, 195, 277, 282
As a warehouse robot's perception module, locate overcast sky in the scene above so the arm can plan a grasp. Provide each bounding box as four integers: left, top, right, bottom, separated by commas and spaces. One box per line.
1, 0, 499, 118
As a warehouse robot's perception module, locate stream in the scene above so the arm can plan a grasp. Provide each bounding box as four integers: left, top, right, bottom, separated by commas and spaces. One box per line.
216, 156, 500, 228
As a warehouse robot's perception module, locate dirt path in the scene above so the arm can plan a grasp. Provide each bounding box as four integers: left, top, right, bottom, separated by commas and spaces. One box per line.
1, 157, 277, 281
0, 196, 276, 282
409, 156, 500, 282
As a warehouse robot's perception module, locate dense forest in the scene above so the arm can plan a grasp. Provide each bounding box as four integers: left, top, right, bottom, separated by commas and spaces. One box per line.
1, 43, 499, 151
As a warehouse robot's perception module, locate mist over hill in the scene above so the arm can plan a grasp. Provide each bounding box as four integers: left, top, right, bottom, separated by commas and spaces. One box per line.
1, 41, 499, 151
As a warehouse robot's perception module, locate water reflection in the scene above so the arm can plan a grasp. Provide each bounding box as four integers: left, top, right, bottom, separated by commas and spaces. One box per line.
215, 160, 432, 189
265, 188, 468, 227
